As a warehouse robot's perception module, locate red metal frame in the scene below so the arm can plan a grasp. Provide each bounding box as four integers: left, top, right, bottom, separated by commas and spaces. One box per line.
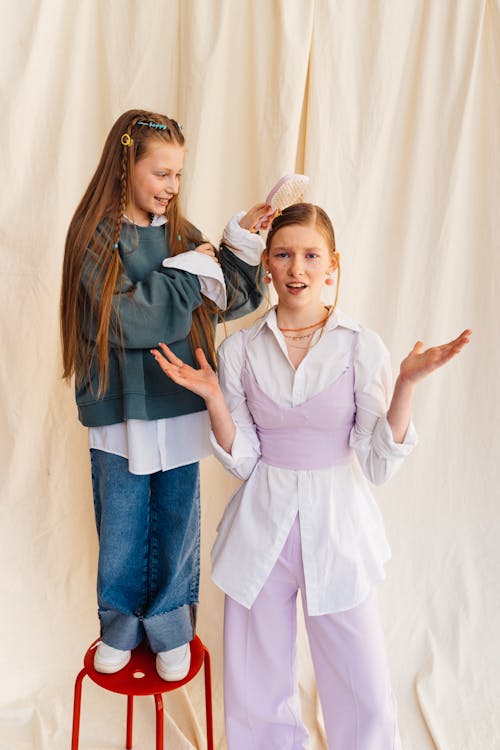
71, 635, 213, 750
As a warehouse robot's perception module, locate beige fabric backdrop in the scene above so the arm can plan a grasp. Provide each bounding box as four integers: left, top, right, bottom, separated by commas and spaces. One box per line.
1, 0, 498, 748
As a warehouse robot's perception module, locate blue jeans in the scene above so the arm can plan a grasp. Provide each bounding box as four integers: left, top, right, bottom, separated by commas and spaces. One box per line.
90, 449, 200, 653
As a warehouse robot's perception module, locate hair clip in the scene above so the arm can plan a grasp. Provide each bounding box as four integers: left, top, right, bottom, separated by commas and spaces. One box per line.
269, 209, 283, 228
120, 133, 132, 147
137, 120, 168, 131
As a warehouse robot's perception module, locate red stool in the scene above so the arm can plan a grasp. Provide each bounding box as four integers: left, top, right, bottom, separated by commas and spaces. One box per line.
71, 636, 213, 749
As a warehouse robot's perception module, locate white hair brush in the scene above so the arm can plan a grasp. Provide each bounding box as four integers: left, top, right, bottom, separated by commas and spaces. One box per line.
256, 173, 310, 229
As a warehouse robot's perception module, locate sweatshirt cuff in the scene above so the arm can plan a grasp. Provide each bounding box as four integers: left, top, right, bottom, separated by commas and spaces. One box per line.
162, 251, 227, 308
372, 415, 418, 459
222, 211, 266, 266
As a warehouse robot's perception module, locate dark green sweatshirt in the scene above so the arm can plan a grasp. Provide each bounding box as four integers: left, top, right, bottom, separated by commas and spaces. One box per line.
76, 222, 263, 426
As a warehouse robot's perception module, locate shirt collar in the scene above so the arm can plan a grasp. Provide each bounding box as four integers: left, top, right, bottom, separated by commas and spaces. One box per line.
250, 306, 360, 340
151, 214, 167, 226
122, 214, 167, 227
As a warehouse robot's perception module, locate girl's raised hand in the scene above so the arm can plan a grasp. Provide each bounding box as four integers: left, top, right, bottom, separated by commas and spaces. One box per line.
399, 329, 472, 385
239, 203, 276, 233
151, 344, 220, 402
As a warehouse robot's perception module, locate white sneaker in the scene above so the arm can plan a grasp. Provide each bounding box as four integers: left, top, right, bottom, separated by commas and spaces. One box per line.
94, 641, 131, 674
156, 643, 191, 681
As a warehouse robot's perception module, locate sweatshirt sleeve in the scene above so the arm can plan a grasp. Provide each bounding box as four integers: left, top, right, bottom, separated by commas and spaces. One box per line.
219, 246, 264, 321
161, 250, 227, 308
81, 249, 203, 349
222, 210, 266, 266
350, 327, 418, 485
217, 211, 266, 321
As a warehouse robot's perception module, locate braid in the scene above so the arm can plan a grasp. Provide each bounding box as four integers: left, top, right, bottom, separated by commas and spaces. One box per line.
94, 118, 141, 395
115, 140, 129, 242
115, 112, 144, 238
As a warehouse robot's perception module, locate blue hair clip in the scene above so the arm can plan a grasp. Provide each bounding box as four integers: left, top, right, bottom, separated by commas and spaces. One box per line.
137, 120, 167, 131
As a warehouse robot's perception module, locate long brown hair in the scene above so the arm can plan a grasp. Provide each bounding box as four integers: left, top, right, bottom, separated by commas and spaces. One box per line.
60, 109, 218, 395
264, 202, 341, 318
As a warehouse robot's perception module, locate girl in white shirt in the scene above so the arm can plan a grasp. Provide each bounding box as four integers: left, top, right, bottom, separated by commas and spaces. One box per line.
152, 203, 471, 749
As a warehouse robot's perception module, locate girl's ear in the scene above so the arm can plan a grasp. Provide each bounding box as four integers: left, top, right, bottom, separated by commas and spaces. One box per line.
329, 254, 338, 273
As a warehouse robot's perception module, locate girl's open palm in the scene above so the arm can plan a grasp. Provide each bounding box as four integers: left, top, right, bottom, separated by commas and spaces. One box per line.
151, 344, 220, 401
399, 329, 472, 384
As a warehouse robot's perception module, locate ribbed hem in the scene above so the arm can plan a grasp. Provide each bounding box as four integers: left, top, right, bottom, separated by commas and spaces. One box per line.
79, 391, 207, 427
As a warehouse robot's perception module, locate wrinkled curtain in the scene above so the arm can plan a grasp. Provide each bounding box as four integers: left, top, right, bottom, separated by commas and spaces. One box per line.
1, 1, 498, 748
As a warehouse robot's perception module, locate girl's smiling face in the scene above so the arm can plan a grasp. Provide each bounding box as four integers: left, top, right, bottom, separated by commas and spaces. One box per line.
264, 223, 336, 314
127, 141, 184, 225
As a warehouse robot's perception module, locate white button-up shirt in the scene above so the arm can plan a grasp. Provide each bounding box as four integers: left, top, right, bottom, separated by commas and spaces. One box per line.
210, 307, 418, 615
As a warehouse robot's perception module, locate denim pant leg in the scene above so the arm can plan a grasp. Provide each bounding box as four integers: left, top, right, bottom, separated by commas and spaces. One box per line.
90, 451, 200, 653
143, 461, 200, 653
90, 449, 150, 650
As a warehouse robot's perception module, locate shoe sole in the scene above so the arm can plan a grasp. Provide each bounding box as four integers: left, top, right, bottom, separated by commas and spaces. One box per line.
156, 665, 190, 681
156, 654, 191, 682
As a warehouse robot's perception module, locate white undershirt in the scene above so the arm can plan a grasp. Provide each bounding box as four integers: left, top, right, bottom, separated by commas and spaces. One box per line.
89, 411, 212, 474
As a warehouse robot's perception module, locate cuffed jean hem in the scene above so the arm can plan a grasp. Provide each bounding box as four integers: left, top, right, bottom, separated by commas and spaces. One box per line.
99, 609, 144, 650
100, 602, 198, 653
145, 602, 197, 653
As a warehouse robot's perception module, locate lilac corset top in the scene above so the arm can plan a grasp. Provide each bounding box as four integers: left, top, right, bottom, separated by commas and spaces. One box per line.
241, 350, 356, 471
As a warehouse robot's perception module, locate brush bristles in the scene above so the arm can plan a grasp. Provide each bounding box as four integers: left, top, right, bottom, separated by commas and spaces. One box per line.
267, 174, 310, 211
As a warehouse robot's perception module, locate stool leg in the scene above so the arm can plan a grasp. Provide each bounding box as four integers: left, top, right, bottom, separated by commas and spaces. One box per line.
203, 649, 214, 750
126, 695, 134, 750
71, 668, 87, 750
154, 694, 164, 750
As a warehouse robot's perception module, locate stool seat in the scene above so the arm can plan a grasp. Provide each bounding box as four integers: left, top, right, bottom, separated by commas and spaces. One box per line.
71, 635, 213, 749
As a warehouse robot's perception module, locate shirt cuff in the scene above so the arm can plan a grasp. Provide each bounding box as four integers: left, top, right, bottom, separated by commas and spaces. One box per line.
209, 427, 258, 472
222, 211, 266, 266
372, 415, 418, 459
162, 251, 227, 308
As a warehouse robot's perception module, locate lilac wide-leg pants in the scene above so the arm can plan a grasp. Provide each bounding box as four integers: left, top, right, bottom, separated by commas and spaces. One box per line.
223, 516, 403, 750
